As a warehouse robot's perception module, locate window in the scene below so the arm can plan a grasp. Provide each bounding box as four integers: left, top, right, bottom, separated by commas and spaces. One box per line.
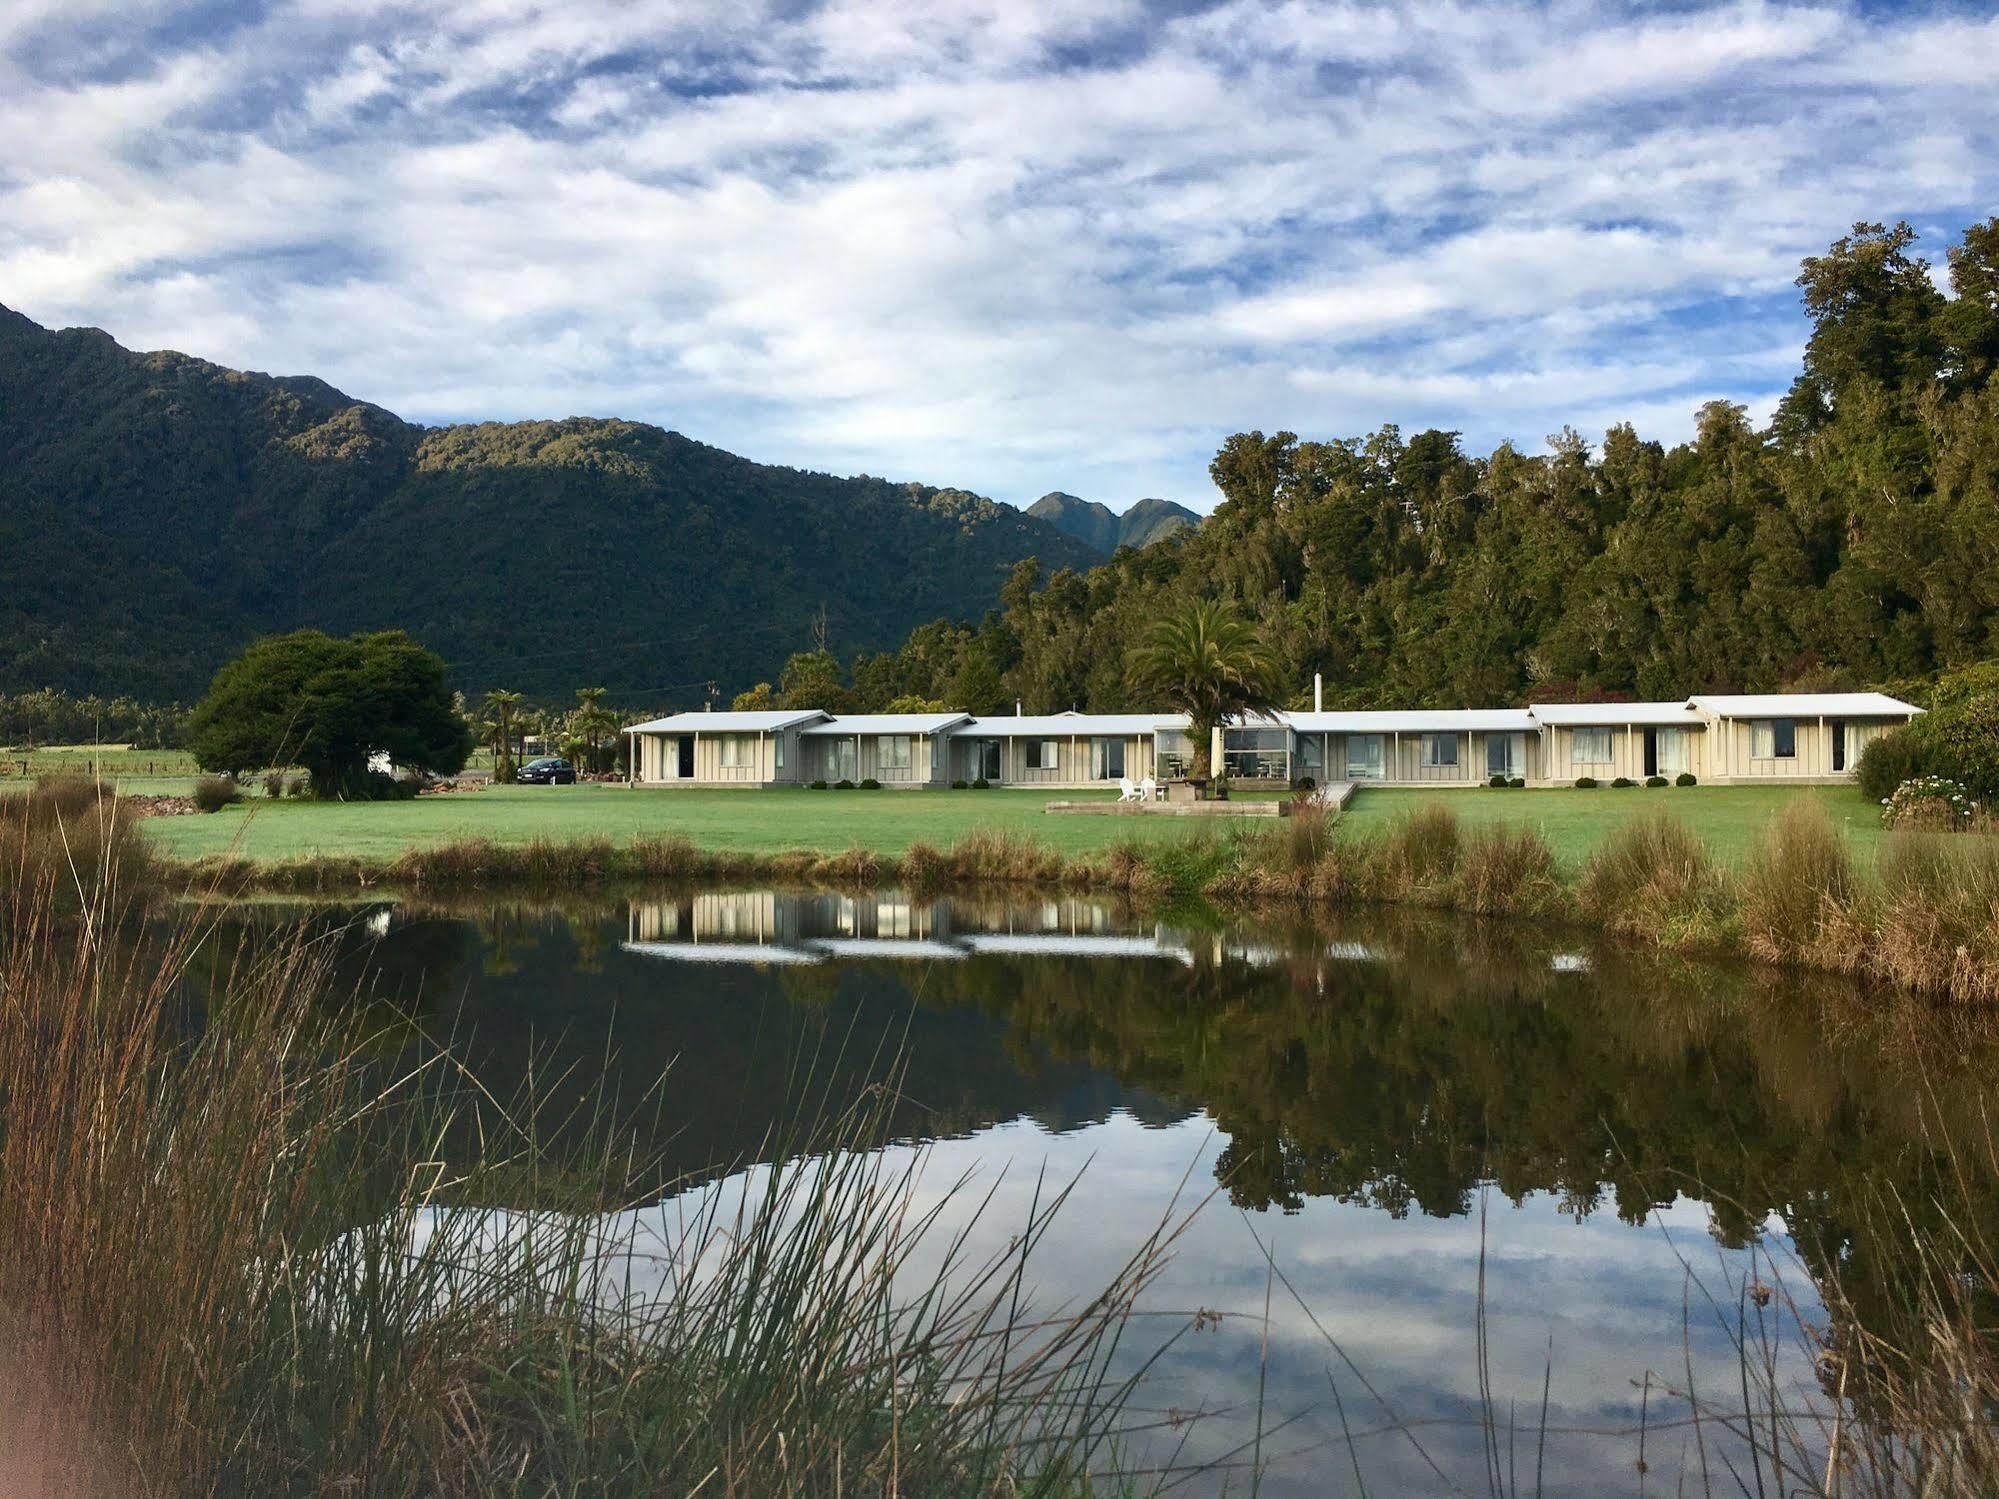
774, 734, 786, 771
1026, 739, 1058, 771
1346, 735, 1384, 779
1486, 733, 1520, 779
878, 735, 912, 771
1091, 737, 1126, 779
1421, 733, 1458, 767
1571, 728, 1612, 764
1750, 719, 1797, 759
719, 734, 751, 768
829, 739, 858, 782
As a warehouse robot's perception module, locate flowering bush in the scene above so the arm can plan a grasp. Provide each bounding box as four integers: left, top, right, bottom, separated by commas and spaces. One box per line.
1882, 776, 1978, 831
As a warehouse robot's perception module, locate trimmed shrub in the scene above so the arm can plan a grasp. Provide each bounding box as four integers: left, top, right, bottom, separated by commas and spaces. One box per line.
1507, 777, 1525, 789
1611, 776, 1637, 789
1856, 726, 1932, 803
1574, 776, 1598, 789
1488, 773, 1507, 788
950, 779, 969, 790
832, 779, 856, 791
1674, 772, 1697, 787
858, 778, 882, 790
971, 778, 992, 790
193, 775, 241, 813
1644, 775, 1668, 788
807, 779, 829, 790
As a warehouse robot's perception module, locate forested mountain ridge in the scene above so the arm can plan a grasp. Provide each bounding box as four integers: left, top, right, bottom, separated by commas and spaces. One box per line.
835, 219, 1999, 716
0, 305, 1099, 701
1026, 492, 1199, 554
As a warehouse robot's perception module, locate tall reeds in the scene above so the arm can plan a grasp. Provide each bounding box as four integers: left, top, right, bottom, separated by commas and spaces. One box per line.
0, 873, 1180, 1495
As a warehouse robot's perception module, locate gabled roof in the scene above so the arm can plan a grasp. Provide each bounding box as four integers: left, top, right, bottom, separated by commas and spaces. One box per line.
955, 714, 1191, 737
1281, 709, 1538, 733
1529, 701, 1705, 727
801, 713, 972, 736
1688, 692, 1921, 718
624, 709, 827, 734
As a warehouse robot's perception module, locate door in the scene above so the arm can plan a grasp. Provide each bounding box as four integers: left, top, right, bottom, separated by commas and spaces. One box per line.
1642, 729, 1658, 778
1347, 734, 1384, 780
1092, 737, 1125, 780
675, 737, 695, 779
1485, 733, 1519, 780
978, 740, 1001, 782
1830, 719, 1847, 773
1655, 728, 1687, 777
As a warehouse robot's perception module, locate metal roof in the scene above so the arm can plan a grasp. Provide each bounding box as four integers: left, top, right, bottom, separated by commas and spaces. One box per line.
1689, 692, 1921, 718
953, 714, 1191, 737
1281, 709, 1539, 733
624, 709, 827, 734
1528, 701, 1705, 726
800, 713, 971, 736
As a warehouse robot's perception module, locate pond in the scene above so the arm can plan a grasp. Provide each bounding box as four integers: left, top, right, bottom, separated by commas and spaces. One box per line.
202, 886, 1999, 1495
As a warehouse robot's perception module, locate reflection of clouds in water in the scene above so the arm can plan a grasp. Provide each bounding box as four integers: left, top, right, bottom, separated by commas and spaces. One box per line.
412, 1110, 1823, 1496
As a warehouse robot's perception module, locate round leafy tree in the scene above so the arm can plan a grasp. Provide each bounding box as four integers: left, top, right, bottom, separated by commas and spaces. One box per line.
189, 630, 471, 797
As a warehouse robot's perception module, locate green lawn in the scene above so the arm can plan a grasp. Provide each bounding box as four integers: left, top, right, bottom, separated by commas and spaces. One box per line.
1335, 784, 1887, 869
136, 779, 1891, 871
140, 785, 1234, 864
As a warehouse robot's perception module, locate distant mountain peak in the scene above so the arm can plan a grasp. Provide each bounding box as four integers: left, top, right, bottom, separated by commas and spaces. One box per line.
1026, 491, 1198, 555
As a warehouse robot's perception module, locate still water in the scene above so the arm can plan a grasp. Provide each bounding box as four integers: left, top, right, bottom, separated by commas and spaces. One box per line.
215, 887, 1995, 1494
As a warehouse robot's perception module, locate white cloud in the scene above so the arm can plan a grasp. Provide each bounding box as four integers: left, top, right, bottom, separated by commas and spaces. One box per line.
0, 0, 1993, 510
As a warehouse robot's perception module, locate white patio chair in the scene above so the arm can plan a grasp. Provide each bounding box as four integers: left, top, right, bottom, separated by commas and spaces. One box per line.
1117, 777, 1143, 803
1139, 776, 1158, 801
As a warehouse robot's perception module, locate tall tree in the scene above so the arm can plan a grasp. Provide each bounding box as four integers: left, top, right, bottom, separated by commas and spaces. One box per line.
1128, 599, 1281, 783
188, 630, 470, 798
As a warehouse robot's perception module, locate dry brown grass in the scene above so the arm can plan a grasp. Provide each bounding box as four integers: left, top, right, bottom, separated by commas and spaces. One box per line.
1867, 833, 1999, 1004
1579, 811, 1739, 949
1742, 799, 1859, 965
0, 773, 154, 909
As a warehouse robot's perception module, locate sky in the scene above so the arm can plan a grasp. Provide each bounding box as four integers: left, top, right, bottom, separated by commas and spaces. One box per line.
2, 1, 1995, 512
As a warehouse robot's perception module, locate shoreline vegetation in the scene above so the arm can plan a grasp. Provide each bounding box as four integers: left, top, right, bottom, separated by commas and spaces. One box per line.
0, 794, 1184, 1496
10, 775, 1999, 1492
165, 794, 1999, 1010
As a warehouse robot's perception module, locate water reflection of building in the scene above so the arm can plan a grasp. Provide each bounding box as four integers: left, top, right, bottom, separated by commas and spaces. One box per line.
622, 891, 1200, 966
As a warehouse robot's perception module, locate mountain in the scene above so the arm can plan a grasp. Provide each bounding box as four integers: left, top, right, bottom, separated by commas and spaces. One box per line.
0, 305, 1101, 704
1025, 492, 1198, 555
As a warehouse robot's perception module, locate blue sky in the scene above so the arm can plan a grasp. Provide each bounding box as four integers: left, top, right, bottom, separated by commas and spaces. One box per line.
3, 0, 1994, 511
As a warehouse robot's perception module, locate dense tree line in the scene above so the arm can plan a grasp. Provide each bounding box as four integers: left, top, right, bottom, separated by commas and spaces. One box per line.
793, 219, 1999, 713
0, 688, 186, 748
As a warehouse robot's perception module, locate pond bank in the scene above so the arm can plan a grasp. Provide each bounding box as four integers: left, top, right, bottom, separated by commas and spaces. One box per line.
178, 797, 1999, 1009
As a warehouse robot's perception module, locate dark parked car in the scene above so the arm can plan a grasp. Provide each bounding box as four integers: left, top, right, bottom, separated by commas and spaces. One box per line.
518, 757, 576, 785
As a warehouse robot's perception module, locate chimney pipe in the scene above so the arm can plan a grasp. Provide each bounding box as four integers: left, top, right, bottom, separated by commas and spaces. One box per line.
1314, 672, 1323, 713
1016, 700, 1023, 716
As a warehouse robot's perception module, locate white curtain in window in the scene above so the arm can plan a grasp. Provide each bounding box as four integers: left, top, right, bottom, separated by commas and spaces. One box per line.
878, 735, 912, 771
1571, 728, 1612, 764
1750, 721, 1773, 759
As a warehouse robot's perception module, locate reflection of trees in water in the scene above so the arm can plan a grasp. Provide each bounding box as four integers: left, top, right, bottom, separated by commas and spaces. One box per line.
191, 889, 1999, 1387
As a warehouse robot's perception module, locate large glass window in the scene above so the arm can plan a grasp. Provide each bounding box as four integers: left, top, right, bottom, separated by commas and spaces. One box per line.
1486, 733, 1521, 779
878, 735, 912, 771
829, 739, 858, 781
1571, 728, 1613, 764
719, 734, 752, 768
1091, 737, 1126, 779
1346, 735, 1384, 779
1421, 732, 1459, 767
1750, 719, 1797, 759
1026, 739, 1059, 771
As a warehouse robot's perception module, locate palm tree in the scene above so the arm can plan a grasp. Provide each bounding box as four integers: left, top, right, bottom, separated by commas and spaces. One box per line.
484, 689, 523, 783
571, 687, 618, 772
1128, 598, 1281, 785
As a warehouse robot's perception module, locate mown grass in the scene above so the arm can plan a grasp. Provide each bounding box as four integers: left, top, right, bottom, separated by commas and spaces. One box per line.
0, 827, 1189, 1496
